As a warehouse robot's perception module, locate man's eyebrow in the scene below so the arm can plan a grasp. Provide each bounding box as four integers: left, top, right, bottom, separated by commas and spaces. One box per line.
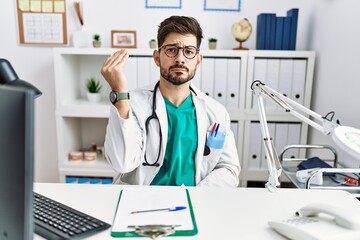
163, 43, 196, 48
163, 43, 178, 47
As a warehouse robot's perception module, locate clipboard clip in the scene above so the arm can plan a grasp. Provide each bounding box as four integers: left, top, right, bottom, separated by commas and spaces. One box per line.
128, 224, 181, 239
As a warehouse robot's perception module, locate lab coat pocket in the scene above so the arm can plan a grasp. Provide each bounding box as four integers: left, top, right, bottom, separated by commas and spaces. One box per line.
202, 130, 226, 170
206, 130, 225, 149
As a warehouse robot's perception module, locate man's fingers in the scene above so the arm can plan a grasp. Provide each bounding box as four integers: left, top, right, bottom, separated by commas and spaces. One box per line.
105, 49, 128, 68
101, 50, 129, 81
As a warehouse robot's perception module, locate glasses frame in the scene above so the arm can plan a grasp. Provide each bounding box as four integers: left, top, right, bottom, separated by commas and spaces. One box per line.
158, 44, 199, 59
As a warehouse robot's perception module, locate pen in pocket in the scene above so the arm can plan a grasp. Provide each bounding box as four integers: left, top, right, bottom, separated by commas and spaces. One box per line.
214, 123, 220, 137
211, 122, 217, 136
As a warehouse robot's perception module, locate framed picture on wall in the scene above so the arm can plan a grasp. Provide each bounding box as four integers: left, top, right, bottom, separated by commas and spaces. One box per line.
111, 30, 137, 48
145, 0, 182, 9
204, 0, 241, 12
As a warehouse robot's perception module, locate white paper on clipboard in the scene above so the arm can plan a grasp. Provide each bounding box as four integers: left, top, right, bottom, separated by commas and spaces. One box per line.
111, 187, 194, 233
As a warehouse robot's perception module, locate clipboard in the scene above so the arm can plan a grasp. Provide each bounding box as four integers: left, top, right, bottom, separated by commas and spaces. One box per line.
111, 187, 198, 237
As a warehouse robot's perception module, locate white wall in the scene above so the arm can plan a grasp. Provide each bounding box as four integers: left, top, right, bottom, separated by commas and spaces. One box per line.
309, 1, 360, 167
0, 1, 58, 182
80, 0, 314, 50
0, 0, 359, 182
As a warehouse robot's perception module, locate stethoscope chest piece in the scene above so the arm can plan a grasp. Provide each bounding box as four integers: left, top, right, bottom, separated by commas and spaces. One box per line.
203, 145, 210, 156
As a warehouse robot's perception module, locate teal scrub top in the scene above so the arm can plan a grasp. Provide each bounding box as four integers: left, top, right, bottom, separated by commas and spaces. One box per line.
151, 94, 198, 186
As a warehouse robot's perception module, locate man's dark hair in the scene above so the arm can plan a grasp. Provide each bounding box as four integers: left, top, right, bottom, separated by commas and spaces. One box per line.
157, 16, 203, 49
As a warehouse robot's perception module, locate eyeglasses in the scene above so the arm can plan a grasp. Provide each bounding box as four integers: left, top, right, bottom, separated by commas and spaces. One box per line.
159, 44, 199, 59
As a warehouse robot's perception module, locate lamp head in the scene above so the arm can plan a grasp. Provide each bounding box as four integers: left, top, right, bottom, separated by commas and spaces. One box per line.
0, 58, 42, 98
332, 126, 360, 160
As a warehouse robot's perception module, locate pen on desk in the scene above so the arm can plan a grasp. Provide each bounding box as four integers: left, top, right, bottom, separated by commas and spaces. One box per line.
214, 123, 220, 137
131, 206, 187, 214
211, 122, 217, 136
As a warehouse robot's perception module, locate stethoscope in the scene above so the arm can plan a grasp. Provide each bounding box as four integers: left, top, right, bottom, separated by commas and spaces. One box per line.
143, 81, 197, 167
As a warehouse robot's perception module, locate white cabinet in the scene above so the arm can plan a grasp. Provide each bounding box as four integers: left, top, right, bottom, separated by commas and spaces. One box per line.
53, 48, 315, 185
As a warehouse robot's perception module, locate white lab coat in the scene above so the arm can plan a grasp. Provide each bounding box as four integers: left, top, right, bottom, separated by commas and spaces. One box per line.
104, 81, 240, 187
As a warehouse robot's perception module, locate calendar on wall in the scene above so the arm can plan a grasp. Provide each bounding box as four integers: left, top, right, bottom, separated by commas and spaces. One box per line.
16, 0, 68, 45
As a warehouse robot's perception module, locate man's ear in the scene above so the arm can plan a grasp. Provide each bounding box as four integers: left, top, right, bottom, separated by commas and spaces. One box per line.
153, 50, 160, 67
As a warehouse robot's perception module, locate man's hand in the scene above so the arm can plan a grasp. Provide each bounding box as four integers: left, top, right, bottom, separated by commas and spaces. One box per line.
101, 49, 130, 118
101, 49, 129, 92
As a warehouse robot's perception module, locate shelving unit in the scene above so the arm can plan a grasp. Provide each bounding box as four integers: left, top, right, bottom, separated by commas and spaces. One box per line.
53, 48, 315, 185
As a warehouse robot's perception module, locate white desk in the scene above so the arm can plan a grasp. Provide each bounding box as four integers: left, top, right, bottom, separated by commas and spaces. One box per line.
34, 183, 360, 240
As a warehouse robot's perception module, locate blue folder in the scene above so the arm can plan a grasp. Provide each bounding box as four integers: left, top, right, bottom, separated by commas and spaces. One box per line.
287, 8, 299, 50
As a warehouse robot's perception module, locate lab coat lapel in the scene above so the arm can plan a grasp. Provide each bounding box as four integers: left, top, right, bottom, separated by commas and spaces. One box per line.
192, 94, 208, 185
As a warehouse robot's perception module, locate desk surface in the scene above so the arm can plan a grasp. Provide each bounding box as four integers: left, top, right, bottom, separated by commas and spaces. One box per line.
34, 183, 360, 240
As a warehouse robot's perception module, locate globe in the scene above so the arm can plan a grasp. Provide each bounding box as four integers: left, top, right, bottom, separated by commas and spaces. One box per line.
231, 18, 252, 50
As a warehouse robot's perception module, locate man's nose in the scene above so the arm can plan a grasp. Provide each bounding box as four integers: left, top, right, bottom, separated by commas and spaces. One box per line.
174, 49, 186, 63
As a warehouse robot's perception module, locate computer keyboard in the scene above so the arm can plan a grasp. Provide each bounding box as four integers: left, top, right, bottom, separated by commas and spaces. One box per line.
33, 192, 111, 239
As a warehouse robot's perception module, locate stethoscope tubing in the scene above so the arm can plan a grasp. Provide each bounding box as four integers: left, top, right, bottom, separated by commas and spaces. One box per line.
142, 81, 197, 167
143, 82, 162, 167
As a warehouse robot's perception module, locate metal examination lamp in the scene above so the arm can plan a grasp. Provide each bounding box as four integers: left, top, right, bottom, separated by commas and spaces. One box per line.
251, 80, 360, 190
0, 58, 42, 98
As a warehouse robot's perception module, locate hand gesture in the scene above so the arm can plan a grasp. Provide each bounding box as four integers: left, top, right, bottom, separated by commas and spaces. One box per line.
101, 49, 129, 92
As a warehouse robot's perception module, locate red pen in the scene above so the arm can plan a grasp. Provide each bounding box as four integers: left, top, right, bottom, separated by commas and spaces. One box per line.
211, 123, 217, 136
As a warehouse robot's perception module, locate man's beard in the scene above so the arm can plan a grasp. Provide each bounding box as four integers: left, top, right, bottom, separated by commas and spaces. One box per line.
160, 64, 196, 86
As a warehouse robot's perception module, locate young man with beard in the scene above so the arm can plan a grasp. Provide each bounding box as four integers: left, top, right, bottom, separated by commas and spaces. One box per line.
101, 16, 240, 187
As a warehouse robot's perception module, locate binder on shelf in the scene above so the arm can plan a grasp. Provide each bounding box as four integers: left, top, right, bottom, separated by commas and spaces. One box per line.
226, 59, 241, 108
274, 17, 284, 50
123, 58, 137, 91
278, 59, 293, 99
274, 123, 289, 154
230, 121, 239, 146
256, 13, 267, 49
287, 8, 299, 50
265, 14, 276, 50
200, 58, 215, 97
265, 59, 280, 110
252, 58, 267, 109
136, 57, 151, 88
213, 58, 228, 106
268, 14, 277, 50
286, 123, 301, 158
282, 16, 292, 50
291, 59, 307, 105
150, 59, 159, 83
111, 187, 198, 237
248, 122, 262, 170
192, 66, 202, 89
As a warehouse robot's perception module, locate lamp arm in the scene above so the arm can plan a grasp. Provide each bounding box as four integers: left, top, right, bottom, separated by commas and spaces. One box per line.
251, 80, 360, 190
251, 80, 340, 190
253, 83, 282, 190
251, 81, 339, 135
